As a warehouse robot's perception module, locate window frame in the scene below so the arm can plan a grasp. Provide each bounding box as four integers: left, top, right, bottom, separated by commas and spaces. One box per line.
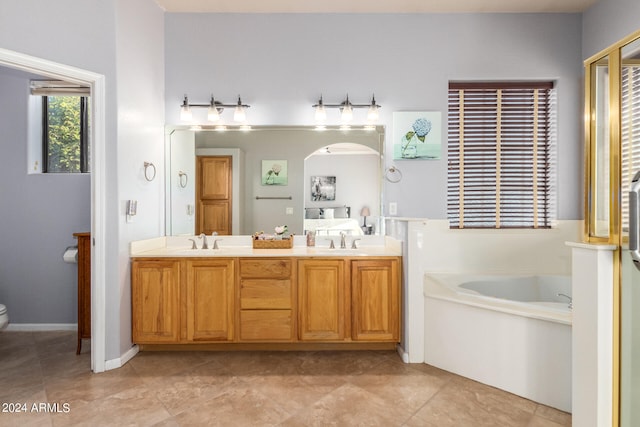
41, 94, 90, 174
447, 81, 556, 229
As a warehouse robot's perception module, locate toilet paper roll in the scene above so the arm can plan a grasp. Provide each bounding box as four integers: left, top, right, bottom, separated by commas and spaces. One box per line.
63, 247, 78, 263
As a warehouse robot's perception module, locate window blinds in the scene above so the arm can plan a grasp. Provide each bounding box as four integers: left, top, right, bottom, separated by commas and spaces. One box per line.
621, 65, 640, 231
30, 80, 90, 97
447, 82, 556, 229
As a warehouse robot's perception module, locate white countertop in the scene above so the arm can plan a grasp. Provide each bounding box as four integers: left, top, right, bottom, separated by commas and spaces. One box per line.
130, 235, 402, 258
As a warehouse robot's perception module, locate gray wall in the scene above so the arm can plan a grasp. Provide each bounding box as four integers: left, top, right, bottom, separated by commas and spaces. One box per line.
582, 0, 640, 59
0, 0, 165, 361
165, 13, 584, 220
0, 0, 118, 339
0, 69, 90, 323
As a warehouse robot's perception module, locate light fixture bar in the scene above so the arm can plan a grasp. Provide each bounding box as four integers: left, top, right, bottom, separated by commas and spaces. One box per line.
312, 94, 381, 123
180, 93, 250, 122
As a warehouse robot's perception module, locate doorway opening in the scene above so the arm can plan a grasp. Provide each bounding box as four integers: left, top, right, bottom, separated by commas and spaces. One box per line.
0, 47, 107, 373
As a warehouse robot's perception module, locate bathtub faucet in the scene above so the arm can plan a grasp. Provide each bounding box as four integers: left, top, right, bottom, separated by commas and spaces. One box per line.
557, 293, 573, 309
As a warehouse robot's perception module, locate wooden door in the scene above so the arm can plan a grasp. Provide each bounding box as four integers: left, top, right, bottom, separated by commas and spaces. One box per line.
351, 259, 400, 341
185, 259, 235, 342
196, 156, 232, 235
297, 259, 347, 341
132, 260, 181, 343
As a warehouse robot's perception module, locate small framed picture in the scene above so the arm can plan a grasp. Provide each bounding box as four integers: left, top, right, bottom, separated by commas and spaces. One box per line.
311, 176, 336, 201
261, 160, 288, 185
393, 111, 442, 160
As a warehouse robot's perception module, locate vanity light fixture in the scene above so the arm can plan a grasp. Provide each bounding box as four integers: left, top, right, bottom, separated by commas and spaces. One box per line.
180, 94, 250, 123
180, 96, 192, 121
314, 96, 327, 121
312, 94, 381, 123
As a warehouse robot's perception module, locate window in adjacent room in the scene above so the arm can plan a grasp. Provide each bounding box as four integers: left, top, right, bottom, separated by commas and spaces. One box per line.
447, 82, 556, 228
31, 80, 90, 173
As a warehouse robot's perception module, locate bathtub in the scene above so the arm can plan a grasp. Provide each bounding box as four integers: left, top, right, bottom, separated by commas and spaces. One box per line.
424, 273, 572, 412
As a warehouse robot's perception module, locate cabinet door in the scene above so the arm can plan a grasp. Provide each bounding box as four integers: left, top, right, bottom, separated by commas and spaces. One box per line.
185, 259, 235, 342
132, 260, 181, 343
351, 259, 400, 341
298, 259, 347, 341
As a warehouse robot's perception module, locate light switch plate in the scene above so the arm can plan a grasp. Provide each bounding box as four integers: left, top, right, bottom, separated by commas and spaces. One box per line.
389, 202, 397, 215
286, 207, 294, 215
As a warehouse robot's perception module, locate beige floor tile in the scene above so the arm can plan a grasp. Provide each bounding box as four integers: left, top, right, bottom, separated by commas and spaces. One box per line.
347, 356, 449, 413
0, 331, 573, 426
0, 390, 53, 427
280, 382, 409, 427
49, 385, 171, 427
171, 386, 292, 426
528, 415, 568, 427
408, 376, 537, 427
534, 404, 572, 426
43, 363, 145, 404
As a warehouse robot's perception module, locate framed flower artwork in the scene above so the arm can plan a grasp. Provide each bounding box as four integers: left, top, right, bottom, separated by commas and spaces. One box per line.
393, 111, 442, 160
261, 160, 288, 185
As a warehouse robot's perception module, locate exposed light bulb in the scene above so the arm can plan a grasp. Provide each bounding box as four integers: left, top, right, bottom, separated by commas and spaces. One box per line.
367, 95, 379, 121
233, 96, 246, 122
180, 95, 192, 121
367, 106, 378, 121
207, 96, 220, 122
341, 95, 353, 122
315, 96, 327, 121
341, 104, 353, 122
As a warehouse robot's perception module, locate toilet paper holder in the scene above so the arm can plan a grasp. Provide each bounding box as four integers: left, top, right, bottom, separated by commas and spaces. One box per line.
63, 246, 78, 263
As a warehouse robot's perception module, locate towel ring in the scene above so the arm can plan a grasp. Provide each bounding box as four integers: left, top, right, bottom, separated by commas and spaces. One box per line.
178, 171, 188, 188
385, 166, 403, 183
144, 162, 156, 182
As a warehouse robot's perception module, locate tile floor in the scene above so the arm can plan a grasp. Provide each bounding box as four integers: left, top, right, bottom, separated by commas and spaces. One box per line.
0, 331, 571, 426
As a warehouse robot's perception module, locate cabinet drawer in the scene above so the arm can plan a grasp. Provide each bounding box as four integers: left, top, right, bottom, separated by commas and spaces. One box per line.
239, 259, 291, 278
240, 310, 293, 341
240, 279, 292, 309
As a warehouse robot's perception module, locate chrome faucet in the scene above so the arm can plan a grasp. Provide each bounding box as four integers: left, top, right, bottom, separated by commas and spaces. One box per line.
198, 233, 208, 249
326, 238, 335, 249
188, 238, 197, 250
351, 238, 361, 249
557, 293, 573, 309
340, 232, 347, 249
212, 239, 222, 250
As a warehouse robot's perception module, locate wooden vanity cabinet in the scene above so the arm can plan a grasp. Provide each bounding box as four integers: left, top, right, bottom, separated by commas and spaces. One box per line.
351, 259, 400, 342
297, 259, 348, 341
131, 255, 401, 347
238, 258, 295, 341
185, 259, 235, 342
132, 260, 181, 343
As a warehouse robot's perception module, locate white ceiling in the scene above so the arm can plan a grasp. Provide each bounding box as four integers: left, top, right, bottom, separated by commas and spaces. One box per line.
154, 0, 598, 14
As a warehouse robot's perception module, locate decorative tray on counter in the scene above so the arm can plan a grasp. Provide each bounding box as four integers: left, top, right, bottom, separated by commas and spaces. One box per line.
252, 236, 294, 249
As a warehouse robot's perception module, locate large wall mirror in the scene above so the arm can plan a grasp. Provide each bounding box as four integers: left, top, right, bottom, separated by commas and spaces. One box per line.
165, 126, 385, 237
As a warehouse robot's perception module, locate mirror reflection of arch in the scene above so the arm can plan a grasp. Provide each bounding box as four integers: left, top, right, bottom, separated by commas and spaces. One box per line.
304, 143, 381, 237
165, 126, 384, 236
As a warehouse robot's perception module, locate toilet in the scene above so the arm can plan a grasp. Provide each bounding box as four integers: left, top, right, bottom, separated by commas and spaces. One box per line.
0, 304, 8, 330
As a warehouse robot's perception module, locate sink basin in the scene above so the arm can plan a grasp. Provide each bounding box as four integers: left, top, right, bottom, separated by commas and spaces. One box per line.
165, 247, 246, 255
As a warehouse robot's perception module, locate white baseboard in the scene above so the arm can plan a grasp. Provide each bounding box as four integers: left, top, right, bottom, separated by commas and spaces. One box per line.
5, 323, 77, 331
396, 344, 410, 363
105, 345, 139, 371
